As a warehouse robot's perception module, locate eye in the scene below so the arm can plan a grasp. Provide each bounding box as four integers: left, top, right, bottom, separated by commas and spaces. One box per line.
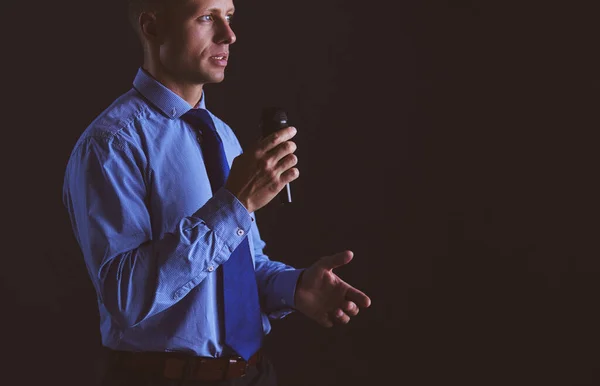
198, 15, 213, 22
226, 14, 234, 24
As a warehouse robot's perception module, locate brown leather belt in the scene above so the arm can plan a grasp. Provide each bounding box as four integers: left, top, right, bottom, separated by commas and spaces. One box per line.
110, 349, 262, 381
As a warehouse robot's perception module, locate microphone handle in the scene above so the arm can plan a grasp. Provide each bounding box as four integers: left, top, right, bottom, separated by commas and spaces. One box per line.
261, 108, 292, 204
273, 122, 292, 204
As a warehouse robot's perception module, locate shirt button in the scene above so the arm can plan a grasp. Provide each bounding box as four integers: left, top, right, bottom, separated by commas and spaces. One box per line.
236, 228, 245, 236
171, 108, 177, 117
207, 266, 214, 272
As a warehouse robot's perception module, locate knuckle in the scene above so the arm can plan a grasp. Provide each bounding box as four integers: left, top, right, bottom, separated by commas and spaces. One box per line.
270, 133, 280, 145
257, 158, 269, 170
268, 183, 280, 193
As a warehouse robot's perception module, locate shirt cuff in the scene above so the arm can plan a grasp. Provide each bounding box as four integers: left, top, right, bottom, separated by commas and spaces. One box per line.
192, 187, 253, 263
271, 268, 305, 309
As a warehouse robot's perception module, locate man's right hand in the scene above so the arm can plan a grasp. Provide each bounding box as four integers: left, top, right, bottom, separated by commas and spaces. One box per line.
225, 126, 299, 213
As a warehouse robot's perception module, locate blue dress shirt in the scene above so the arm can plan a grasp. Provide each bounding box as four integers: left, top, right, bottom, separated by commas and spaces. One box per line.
62, 68, 303, 357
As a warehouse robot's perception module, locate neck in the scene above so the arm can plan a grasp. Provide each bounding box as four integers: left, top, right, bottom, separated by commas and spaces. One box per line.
142, 63, 204, 108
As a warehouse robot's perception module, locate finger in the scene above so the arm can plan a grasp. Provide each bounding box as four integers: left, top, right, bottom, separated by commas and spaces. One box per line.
318, 250, 353, 271
260, 126, 297, 153
342, 300, 359, 317
267, 140, 297, 165
279, 167, 299, 184
275, 153, 298, 174
345, 287, 371, 308
332, 308, 350, 324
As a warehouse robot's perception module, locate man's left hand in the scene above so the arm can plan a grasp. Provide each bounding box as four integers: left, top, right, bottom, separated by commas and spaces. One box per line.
294, 250, 371, 327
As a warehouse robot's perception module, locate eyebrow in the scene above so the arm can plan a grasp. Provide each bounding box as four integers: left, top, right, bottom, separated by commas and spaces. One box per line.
206, 7, 235, 14
182, 2, 235, 16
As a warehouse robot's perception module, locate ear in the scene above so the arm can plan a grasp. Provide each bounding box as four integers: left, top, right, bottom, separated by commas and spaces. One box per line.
139, 12, 163, 44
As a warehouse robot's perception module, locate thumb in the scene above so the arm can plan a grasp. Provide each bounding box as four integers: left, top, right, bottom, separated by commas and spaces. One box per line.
319, 250, 354, 271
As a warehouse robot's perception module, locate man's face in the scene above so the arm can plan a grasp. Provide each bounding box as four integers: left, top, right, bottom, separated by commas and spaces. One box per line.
158, 0, 236, 85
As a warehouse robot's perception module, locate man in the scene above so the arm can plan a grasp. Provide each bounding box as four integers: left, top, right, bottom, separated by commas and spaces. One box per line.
62, 0, 371, 384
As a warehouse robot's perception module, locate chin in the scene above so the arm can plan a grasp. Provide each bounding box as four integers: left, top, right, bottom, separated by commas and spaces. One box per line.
194, 71, 225, 85
207, 71, 226, 84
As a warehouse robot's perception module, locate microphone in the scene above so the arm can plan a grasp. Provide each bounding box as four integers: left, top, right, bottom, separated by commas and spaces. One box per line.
260, 107, 292, 204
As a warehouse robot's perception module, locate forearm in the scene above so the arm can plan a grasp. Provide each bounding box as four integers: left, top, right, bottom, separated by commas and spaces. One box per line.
256, 266, 304, 318
94, 188, 253, 328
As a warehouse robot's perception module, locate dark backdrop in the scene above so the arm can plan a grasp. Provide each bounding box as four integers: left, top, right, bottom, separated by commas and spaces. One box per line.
4, 1, 599, 385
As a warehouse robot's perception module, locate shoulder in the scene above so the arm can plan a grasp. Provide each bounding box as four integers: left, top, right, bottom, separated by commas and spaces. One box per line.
63, 90, 153, 196
70, 89, 155, 157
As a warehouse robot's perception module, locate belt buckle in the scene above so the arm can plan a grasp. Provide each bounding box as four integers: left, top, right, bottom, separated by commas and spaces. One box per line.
225, 356, 249, 380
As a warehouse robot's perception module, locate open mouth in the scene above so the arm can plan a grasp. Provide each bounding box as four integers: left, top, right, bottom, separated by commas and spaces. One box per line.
209, 55, 228, 66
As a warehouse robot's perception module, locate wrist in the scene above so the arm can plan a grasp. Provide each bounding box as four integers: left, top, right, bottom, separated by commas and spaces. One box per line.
293, 270, 305, 310
225, 188, 253, 213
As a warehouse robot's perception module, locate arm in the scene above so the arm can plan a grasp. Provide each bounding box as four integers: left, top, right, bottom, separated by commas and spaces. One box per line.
250, 216, 304, 318
64, 134, 252, 329
218, 121, 302, 318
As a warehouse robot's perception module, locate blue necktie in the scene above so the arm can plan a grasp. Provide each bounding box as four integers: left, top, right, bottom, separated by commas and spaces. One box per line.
182, 108, 263, 361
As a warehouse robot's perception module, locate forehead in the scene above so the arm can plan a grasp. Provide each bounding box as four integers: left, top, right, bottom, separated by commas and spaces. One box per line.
174, 0, 235, 14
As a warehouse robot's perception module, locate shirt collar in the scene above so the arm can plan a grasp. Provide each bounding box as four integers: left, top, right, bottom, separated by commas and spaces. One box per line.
132, 67, 206, 119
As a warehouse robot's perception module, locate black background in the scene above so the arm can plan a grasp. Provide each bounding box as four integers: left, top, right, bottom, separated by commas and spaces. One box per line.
3, 1, 600, 385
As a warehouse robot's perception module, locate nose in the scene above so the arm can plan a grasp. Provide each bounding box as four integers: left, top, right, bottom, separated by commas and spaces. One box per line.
217, 21, 236, 45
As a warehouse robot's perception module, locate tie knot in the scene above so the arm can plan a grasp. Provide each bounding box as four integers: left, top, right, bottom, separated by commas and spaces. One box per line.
182, 108, 216, 133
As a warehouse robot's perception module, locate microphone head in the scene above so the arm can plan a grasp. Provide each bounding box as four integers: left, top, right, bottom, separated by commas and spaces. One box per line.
260, 107, 289, 136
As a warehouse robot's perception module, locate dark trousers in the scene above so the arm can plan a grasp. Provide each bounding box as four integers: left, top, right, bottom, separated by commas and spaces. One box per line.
95, 348, 278, 386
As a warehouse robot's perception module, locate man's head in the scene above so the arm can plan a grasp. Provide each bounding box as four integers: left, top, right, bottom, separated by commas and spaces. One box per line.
127, 0, 236, 89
